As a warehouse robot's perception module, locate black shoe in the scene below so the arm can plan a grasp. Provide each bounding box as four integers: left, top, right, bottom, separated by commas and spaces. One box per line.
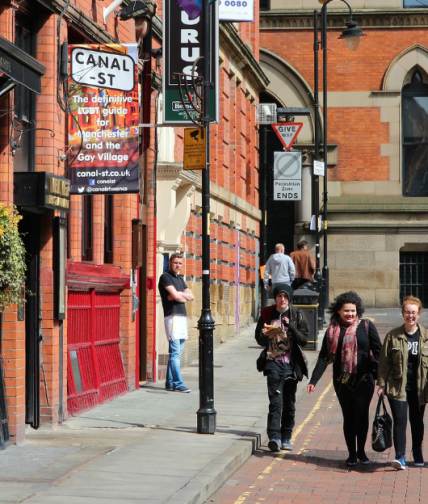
357, 451, 370, 465
268, 438, 281, 452
346, 455, 357, 467
413, 447, 424, 467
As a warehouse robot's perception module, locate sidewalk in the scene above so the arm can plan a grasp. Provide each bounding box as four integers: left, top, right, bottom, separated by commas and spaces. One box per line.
0, 323, 322, 504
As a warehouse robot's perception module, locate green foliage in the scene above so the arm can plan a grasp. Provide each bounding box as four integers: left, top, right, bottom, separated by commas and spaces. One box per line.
0, 204, 26, 312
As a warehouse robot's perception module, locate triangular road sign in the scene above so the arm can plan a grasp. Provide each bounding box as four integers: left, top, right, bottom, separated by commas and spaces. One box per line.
271, 123, 303, 151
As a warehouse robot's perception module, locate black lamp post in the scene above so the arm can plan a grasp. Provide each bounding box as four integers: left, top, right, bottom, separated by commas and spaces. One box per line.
314, 0, 365, 311
196, 0, 216, 434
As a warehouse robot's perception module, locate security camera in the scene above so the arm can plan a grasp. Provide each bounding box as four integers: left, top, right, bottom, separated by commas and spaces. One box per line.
60, 154, 68, 162
262, 105, 271, 117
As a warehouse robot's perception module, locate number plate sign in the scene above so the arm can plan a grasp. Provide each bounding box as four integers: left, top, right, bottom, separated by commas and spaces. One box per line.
273, 151, 302, 201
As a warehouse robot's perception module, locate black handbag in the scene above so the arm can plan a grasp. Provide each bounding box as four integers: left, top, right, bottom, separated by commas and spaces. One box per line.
256, 348, 267, 372
372, 395, 393, 452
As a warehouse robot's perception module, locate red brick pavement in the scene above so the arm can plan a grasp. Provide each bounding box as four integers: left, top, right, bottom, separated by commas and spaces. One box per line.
210, 322, 426, 504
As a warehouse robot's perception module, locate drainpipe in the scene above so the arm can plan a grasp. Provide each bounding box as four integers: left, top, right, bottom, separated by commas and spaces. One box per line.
103, 0, 124, 24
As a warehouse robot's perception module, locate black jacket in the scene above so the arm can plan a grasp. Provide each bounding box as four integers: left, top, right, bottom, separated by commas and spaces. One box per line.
255, 304, 309, 381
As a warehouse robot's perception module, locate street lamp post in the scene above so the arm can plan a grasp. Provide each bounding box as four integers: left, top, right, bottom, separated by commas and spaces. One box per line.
314, 0, 365, 311
196, 0, 216, 434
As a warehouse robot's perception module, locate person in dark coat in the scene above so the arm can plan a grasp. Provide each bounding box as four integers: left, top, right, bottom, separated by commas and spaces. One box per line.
255, 283, 309, 452
307, 291, 382, 467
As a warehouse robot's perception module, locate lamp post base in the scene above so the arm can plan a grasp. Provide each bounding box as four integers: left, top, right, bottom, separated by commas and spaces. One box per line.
197, 408, 217, 434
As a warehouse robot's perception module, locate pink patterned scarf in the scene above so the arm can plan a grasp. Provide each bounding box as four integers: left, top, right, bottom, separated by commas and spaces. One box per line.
326, 317, 360, 383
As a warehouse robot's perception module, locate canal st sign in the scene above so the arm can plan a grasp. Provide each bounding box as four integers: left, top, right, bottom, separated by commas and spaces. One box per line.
68, 44, 139, 195
163, 0, 219, 125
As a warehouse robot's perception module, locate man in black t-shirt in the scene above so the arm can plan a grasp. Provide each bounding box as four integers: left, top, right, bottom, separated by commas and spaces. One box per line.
158, 253, 194, 393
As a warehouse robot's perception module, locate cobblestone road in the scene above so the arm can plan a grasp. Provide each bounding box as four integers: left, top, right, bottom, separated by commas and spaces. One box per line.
211, 321, 426, 504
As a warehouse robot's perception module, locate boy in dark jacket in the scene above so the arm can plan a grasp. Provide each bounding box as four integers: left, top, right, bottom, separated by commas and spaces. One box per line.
255, 283, 309, 452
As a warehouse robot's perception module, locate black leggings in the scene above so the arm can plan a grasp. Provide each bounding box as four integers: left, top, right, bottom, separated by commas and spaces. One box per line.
336, 380, 374, 457
388, 390, 426, 456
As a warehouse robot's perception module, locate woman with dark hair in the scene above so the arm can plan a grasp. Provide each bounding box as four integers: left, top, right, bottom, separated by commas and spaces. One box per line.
377, 295, 428, 470
307, 291, 382, 466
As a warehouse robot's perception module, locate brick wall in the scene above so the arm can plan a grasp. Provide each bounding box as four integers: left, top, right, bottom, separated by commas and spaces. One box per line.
0, 0, 146, 441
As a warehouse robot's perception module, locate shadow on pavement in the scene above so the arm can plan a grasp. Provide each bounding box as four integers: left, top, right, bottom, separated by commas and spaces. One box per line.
252, 447, 393, 472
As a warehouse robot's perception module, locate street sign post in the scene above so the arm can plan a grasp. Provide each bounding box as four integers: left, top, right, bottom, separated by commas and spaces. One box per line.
273, 151, 302, 201
184, 128, 206, 170
272, 123, 303, 151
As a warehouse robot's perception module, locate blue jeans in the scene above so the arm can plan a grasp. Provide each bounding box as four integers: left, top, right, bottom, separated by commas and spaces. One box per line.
166, 339, 185, 390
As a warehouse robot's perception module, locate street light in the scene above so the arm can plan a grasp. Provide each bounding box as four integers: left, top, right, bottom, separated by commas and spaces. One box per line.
313, 0, 365, 314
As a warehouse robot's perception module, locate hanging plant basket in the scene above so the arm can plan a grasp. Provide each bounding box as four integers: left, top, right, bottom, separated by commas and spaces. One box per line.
0, 204, 26, 312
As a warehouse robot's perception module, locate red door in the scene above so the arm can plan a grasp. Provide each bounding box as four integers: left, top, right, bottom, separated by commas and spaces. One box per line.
67, 290, 127, 416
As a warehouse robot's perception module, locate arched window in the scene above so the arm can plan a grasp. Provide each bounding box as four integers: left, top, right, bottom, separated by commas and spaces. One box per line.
402, 70, 428, 196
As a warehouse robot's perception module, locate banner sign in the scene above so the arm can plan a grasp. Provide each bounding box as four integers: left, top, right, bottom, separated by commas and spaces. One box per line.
219, 0, 254, 22
273, 151, 302, 201
68, 43, 139, 195
163, 0, 219, 125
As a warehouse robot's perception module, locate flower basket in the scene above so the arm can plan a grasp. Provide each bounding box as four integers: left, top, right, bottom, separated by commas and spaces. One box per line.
0, 204, 26, 312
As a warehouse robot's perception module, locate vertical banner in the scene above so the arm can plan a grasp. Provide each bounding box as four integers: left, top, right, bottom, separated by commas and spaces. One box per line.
68, 44, 139, 194
163, 0, 219, 125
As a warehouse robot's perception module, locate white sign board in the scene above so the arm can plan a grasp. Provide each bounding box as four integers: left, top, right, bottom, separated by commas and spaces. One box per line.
219, 0, 254, 21
70, 47, 135, 92
314, 160, 325, 176
273, 151, 302, 201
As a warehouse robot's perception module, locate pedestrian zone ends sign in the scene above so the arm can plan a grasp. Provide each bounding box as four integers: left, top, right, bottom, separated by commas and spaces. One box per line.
272, 123, 303, 151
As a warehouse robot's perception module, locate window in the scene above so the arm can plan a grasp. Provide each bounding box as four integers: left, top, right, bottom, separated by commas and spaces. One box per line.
13, 15, 36, 172
104, 195, 113, 263
402, 70, 428, 196
82, 196, 93, 261
403, 0, 428, 7
260, 0, 270, 11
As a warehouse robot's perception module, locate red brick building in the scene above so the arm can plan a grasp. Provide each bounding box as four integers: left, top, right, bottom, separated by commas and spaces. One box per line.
260, 0, 428, 308
0, 0, 157, 445
0, 0, 269, 445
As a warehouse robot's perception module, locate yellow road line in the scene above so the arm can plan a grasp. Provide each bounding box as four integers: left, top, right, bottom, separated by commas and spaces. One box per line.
233, 381, 334, 504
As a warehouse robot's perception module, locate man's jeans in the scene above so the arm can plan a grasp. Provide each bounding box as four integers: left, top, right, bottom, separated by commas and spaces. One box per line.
166, 338, 185, 390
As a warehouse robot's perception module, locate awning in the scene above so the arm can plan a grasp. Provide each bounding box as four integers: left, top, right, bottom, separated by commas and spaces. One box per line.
0, 35, 46, 95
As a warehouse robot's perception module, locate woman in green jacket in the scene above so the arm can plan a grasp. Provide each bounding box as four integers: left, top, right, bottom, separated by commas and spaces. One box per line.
377, 295, 428, 470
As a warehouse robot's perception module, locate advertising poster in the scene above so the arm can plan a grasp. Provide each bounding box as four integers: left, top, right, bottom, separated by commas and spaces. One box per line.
68, 43, 139, 194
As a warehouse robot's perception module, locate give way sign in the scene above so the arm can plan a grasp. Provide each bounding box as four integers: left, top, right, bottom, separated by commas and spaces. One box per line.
272, 123, 303, 151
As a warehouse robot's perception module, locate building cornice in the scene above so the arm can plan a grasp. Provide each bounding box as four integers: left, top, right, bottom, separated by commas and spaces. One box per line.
260, 9, 428, 30
220, 23, 270, 91
328, 196, 428, 213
